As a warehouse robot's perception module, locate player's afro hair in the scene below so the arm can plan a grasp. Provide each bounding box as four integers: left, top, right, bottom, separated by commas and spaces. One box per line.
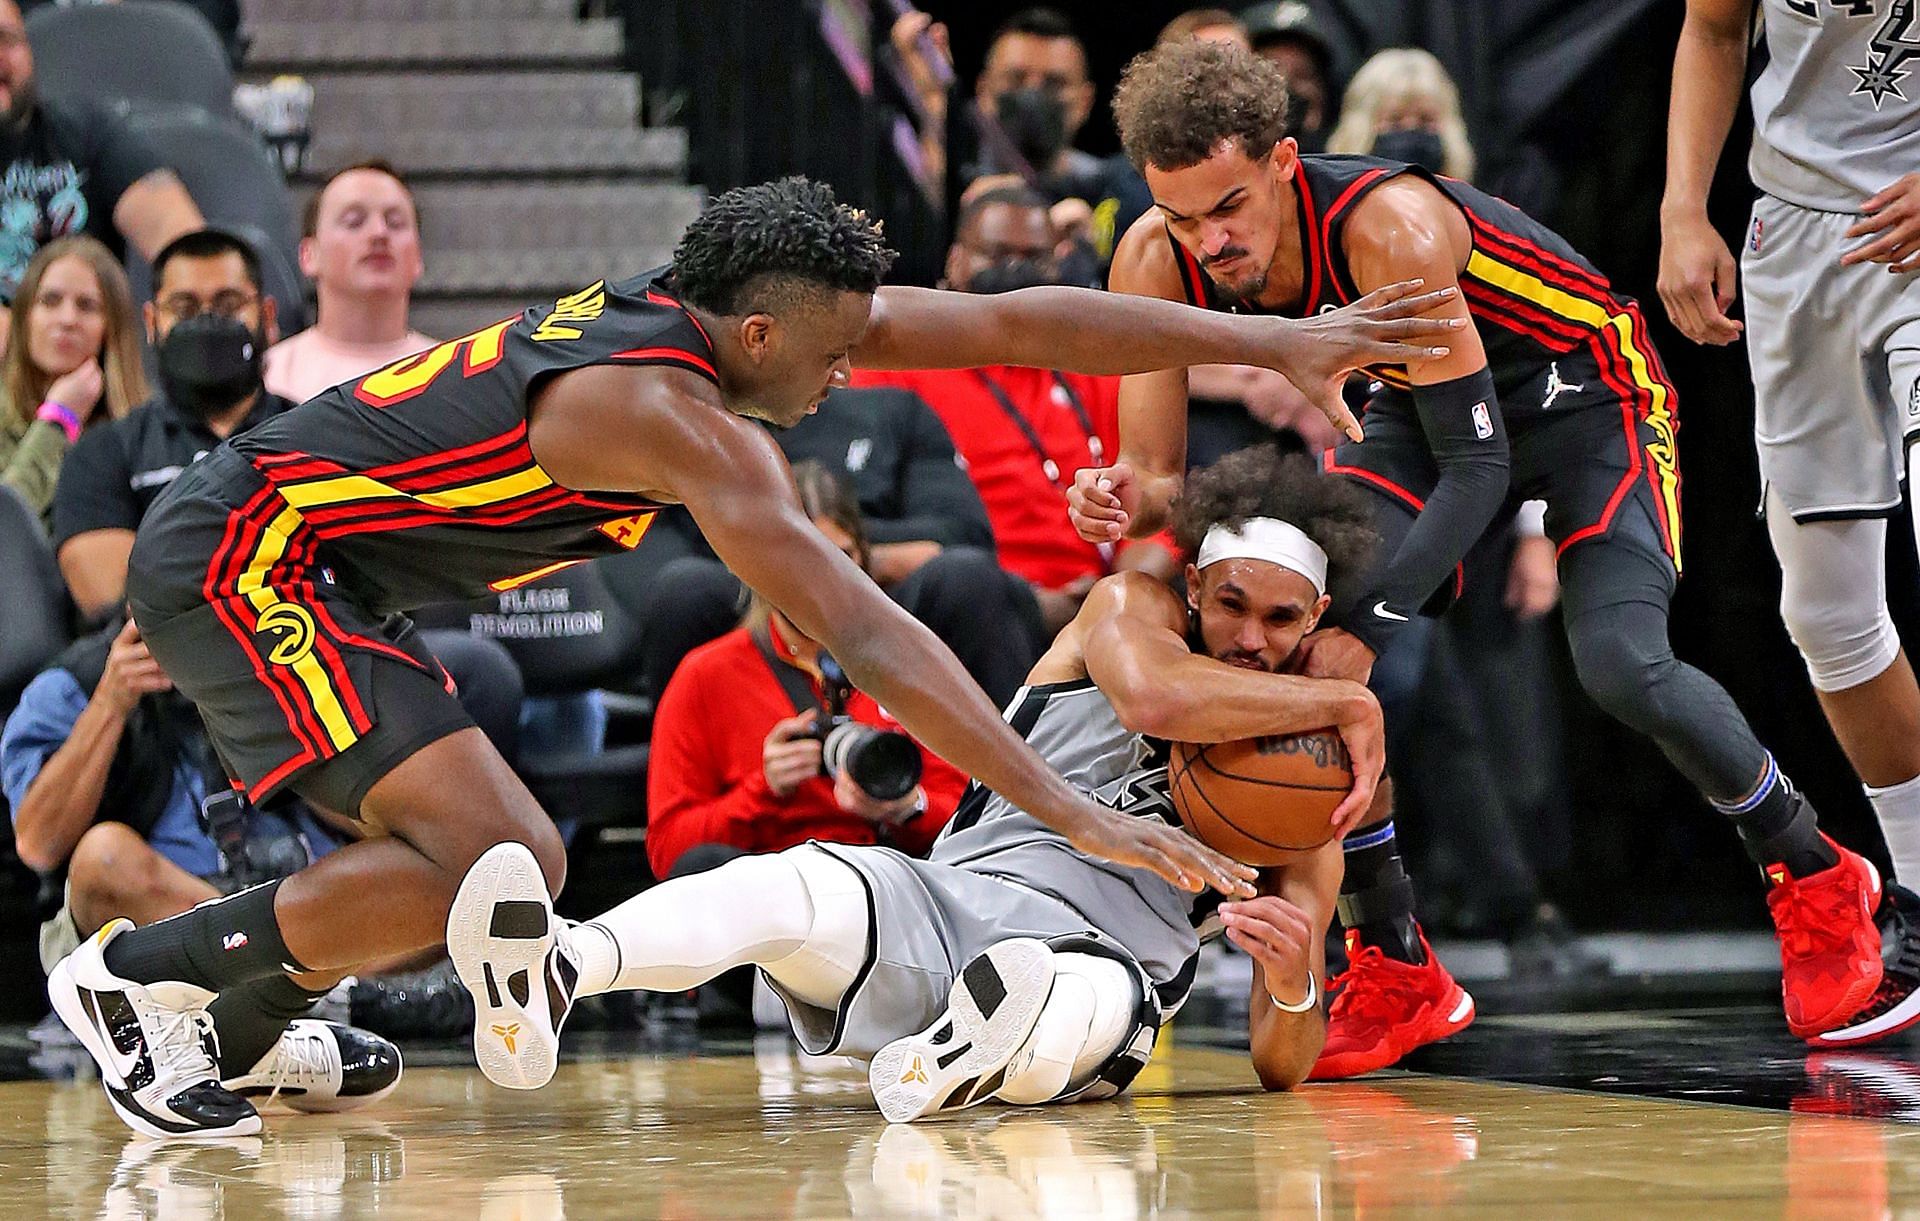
1113, 39, 1294, 171
1171, 446, 1379, 594
671, 176, 896, 316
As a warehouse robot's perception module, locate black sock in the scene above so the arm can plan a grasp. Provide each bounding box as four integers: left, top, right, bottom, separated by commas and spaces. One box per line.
102, 880, 308, 991
1337, 821, 1426, 965
207, 973, 328, 1077
1713, 756, 1838, 879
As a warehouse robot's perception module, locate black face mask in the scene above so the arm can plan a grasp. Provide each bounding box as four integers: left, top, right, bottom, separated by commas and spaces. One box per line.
964, 255, 1060, 295
157, 313, 264, 422
994, 87, 1069, 169
1371, 128, 1447, 175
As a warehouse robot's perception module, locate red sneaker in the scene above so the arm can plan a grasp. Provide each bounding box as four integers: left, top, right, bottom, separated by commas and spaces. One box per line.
1808, 883, 1920, 1048
1307, 930, 1474, 1081
1766, 836, 1883, 1038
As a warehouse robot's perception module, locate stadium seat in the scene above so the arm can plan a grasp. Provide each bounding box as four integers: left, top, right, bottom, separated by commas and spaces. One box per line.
24, 0, 235, 115
0, 486, 71, 716
115, 104, 309, 338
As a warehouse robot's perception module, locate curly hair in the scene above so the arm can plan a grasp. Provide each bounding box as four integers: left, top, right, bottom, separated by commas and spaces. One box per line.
1171, 446, 1378, 593
1113, 39, 1294, 171
672, 177, 896, 316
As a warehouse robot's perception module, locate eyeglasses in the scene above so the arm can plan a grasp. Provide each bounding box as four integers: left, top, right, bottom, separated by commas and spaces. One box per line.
155, 291, 260, 323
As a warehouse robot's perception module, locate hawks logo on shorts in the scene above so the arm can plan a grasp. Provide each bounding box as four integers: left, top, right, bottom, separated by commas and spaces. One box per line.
255, 602, 316, 666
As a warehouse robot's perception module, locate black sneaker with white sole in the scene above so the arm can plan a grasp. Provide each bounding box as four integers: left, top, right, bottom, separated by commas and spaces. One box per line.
47, 919, 260, 1139
223, 1019, 402, 1112
1810, 882, 1920, 1047
869, 938, 1056, 1124
446, 842, 579, 1090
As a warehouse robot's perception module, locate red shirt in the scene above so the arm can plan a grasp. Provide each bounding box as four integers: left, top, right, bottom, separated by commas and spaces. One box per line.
645, 624, 966, 877
852, 366, 1170, 589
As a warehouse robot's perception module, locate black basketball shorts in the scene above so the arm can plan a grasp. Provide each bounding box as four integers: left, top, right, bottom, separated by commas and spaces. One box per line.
126, 448, 474, 817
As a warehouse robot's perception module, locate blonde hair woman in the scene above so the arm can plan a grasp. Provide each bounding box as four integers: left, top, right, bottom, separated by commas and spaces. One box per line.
1326, 47, 1476, 182
0, 235, 148, 518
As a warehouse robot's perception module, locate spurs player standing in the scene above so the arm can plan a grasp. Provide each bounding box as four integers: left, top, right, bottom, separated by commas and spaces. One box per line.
1662, 0, 1920, 1043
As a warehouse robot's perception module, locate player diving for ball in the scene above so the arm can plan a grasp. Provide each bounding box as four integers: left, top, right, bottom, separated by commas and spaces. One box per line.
449, 447, 1385, 1119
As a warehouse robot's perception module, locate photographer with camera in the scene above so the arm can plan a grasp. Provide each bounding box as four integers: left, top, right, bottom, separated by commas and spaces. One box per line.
645, 463, 969, 881
2, 613, 402, 1110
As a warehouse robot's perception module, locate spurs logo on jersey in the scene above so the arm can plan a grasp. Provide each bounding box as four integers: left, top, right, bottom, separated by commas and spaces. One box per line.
1782, 0, 1917, 108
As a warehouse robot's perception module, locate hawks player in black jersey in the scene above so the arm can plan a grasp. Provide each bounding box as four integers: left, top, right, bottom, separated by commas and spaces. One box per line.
1068, 40, 1888, 1074
46, 177, 1461, 1139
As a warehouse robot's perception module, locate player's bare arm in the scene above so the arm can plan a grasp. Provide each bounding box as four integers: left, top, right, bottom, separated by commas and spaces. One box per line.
1230, 847, 1340, 1090
1069, 572, 1383, 828
530, 363, 1257, 898
1659, 0, 1751, 344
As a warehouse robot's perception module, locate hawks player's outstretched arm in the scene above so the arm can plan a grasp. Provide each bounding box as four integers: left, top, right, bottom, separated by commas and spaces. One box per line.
1072, 572, 1383, 832
529, 363, 1257, 899
855, 278, 1461, 386
1228, 848, 1341, 1090
1658, 0, 1750, 346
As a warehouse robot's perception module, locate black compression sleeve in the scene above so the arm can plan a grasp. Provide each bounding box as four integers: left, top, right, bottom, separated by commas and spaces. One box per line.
1348, 367, 1510, 657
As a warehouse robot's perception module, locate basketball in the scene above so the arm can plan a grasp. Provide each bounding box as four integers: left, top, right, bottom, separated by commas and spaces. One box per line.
1169, 731, 1353, 865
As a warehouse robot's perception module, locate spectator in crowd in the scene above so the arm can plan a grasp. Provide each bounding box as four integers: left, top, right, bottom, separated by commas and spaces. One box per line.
0, 0, 203, 322
263, 160, 434, 405
1156, 8, 1249, 49
1326, 47, 1475, 180
52, 228, 283, 621
1240, 1, 1338, 150
644, 462, 967, 881
0, 613, 411, 1102
0, 235, 146, 519
622, 380, 1044, 706
852, 185, 1178, 639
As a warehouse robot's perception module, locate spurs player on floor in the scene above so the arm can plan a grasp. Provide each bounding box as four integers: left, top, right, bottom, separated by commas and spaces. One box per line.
1074, 39, 1888, 1072
1663, 0, 1920, 1043
449, 448, 1385, 1117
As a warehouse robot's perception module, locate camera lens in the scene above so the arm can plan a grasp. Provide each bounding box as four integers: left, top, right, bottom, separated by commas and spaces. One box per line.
821, 722, 922, 801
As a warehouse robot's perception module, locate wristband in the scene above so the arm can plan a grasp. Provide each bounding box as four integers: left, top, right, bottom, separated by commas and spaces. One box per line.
1266, 971, 1319, 1014
37, 400, 80, 443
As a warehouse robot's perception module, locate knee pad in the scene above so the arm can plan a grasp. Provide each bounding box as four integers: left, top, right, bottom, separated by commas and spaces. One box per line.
1566, 621, 1664, 722
994, 937, 1160, 1106
759, 846, 873, 1008
1766, 495, 1899, 692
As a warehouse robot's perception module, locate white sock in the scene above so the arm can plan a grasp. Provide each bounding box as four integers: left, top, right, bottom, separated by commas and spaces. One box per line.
569, 848, 868, 1010
1866, 771, 1920, 885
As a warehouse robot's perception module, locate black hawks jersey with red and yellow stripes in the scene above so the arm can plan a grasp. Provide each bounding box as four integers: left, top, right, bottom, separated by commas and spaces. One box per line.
1165, 155, 1677, 433
225, 266, 717, 614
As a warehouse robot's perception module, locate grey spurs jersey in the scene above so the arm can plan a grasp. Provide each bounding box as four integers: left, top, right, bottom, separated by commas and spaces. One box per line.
930, 679, 1221, 1001
1750, 0, 1920, 212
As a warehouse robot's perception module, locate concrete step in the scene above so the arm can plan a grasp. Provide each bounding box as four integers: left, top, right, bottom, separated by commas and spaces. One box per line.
419, 247, 681, 297
243, 0, 577, 22
304, 125, 686, 179
289, 71, 640, 138
247, 19, 622, 71
399, 180, 703, 254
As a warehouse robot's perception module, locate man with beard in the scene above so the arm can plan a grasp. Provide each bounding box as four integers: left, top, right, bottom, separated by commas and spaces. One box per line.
54, 229, 288, 621
0, 0, 201, 312
855, 185, 1179, 641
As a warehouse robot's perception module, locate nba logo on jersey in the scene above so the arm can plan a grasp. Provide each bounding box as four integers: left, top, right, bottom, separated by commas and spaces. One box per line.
1471, 401, 1493, 440
1749, 217, 1763, 253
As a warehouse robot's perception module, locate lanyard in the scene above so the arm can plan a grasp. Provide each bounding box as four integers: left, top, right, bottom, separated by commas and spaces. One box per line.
970, 369, 1105, 488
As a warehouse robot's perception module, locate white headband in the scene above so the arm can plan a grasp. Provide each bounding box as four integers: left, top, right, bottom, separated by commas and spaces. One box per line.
1196, 517, 1329, 596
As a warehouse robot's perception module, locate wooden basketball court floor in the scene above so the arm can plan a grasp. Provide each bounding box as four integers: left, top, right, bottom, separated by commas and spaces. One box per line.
6, 1007, 1920, 1218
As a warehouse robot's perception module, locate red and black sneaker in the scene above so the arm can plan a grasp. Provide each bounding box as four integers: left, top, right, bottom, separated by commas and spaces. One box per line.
1809, 882, 1920, 1048
1307, 929, 1474, 1081
1765, 835, 1883, 1038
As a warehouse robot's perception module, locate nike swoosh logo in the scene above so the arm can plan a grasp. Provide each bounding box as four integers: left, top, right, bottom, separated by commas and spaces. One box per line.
1447, 992, 1475, 1024
1371, 601, 1409, 622
83, 989, 145, 1086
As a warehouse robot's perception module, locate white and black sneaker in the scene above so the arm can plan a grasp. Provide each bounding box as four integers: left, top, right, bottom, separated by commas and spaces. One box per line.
223, 1019, 402, 1113
446, 842, 579, 1090
48, 919, 260, 1139
1811, 882, 1920, 1047
869, 938, 1056, 1124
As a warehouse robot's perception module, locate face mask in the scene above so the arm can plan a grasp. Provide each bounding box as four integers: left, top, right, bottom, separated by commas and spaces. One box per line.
157, 313, 264, 421
994, 87, 1069, 169
1371, 128, 1447, 175
964, 255, 1060, 294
